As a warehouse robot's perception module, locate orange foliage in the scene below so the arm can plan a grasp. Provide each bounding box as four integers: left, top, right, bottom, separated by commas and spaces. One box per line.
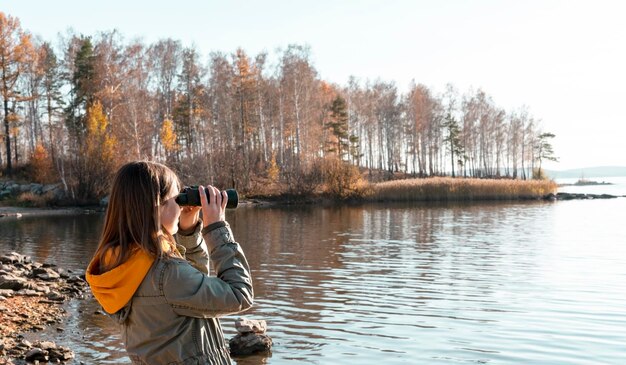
79, 101, 119, 198
30, 144, 57, 184
267, 152, 280, 183
160, 118, 178, 153
86, 101, 117, 160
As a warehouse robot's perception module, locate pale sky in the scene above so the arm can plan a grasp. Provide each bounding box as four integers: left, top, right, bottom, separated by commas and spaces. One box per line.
3, 0, 625, 171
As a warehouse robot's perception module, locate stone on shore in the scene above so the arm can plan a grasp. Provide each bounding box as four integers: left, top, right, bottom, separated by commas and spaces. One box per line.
229, 317, 272, 356
0, 275, 28, 291
24, 347, 47, 362
0, 181, 65, 203
0, 253, 29, 265
0, 251, 86, 363
33, 267, 61, 281
23, 340, 74, 363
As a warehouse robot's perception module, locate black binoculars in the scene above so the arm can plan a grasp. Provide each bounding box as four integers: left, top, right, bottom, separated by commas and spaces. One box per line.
175, 187, 239, 209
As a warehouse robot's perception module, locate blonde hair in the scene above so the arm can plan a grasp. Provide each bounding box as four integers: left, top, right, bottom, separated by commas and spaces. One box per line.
91, 161, 181, 273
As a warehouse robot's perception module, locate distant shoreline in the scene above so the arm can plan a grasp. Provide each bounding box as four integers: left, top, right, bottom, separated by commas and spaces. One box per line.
2, 176, 624, 218
547, 166, 626, 179
558, 179, 614, 187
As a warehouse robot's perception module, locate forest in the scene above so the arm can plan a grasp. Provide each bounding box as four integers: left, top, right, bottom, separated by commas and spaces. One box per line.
0, 12, 557, 202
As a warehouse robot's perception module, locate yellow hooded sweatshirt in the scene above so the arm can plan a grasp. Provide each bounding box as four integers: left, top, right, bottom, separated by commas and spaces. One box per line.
86, 247, 155, 314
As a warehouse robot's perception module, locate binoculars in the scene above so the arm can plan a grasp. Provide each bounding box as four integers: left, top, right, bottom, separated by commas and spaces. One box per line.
175, 187, 239, 209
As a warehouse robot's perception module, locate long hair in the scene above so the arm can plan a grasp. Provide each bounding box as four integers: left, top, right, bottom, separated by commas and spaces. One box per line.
91, 161, 181, 274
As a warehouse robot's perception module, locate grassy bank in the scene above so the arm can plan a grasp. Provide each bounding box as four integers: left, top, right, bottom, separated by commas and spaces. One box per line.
368, 177, 557, 202
2, 175, 558, 209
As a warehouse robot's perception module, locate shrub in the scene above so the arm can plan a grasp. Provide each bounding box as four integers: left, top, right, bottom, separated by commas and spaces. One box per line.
16, 191, 55, 207
29, 144, 58, 184
267, 152, 280, 183
73, 101, 119, 200
321, 158, 370, 199
284, 160, 323, 196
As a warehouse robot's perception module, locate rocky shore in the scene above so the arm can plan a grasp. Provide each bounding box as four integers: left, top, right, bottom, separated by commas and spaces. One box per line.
0, 252, 87, 364
0, 182, 65, 203
545, 192, 624, 200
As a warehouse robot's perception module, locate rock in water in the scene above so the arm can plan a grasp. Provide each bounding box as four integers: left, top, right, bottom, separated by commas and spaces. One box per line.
235, 318, 267, 334
229, 317, 272, 356
229, 332, 273, 356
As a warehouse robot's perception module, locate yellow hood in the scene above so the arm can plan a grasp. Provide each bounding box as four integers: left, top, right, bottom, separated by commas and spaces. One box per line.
86, 247, 155, 314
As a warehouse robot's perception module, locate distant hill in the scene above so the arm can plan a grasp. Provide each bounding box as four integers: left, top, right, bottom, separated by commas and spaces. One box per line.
545, 166, 626, 179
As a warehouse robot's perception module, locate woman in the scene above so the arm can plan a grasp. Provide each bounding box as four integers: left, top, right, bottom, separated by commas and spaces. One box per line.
86, 161, 253, 364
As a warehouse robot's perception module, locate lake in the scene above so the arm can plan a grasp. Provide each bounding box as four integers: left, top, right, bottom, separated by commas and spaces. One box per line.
1, 178, 625, 364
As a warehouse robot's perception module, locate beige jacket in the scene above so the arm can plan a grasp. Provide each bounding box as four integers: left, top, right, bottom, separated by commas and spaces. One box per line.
100, 222, 253, 365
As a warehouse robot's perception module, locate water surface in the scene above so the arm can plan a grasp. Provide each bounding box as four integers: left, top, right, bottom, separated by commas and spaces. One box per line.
1, 184, 625, 364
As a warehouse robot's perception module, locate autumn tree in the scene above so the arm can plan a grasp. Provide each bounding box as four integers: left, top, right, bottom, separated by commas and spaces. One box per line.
230, 48, 257, 189
461, 90, 479, 176
92, 31, 127, 137
267, 151, 279, 183
78, 101, 118, 199
173, 47, 205, 160
23, 38, 44, 156
0, 12, 33, 173
253, 52, 271, 165
205, 52, 235, 186
149, 39, 181, 137
115, 41, 154, 160
374, 81, 401, 174
38, 42, 64, 157
346, 78, 378, 174
30, 143, 56, 183
278, 45, 320, 179
160, 117, 178, 163
492, 109, 507, 177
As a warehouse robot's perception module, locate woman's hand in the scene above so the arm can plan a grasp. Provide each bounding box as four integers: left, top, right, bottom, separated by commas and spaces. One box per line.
178, 205, 201, 231
199, 185, 227, 227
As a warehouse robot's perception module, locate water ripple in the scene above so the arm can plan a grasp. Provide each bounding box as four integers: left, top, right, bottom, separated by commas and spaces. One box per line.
2, 198, 626, 364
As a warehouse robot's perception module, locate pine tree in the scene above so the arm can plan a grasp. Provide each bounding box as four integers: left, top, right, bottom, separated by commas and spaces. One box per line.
326, 96, 350, 160
443, 112, 464, 177
65, 37, 96, 143
39, 42, 64, 155
534, 132, 558, 179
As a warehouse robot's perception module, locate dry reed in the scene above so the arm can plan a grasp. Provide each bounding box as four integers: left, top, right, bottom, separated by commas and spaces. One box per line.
369, 177, 557, 202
